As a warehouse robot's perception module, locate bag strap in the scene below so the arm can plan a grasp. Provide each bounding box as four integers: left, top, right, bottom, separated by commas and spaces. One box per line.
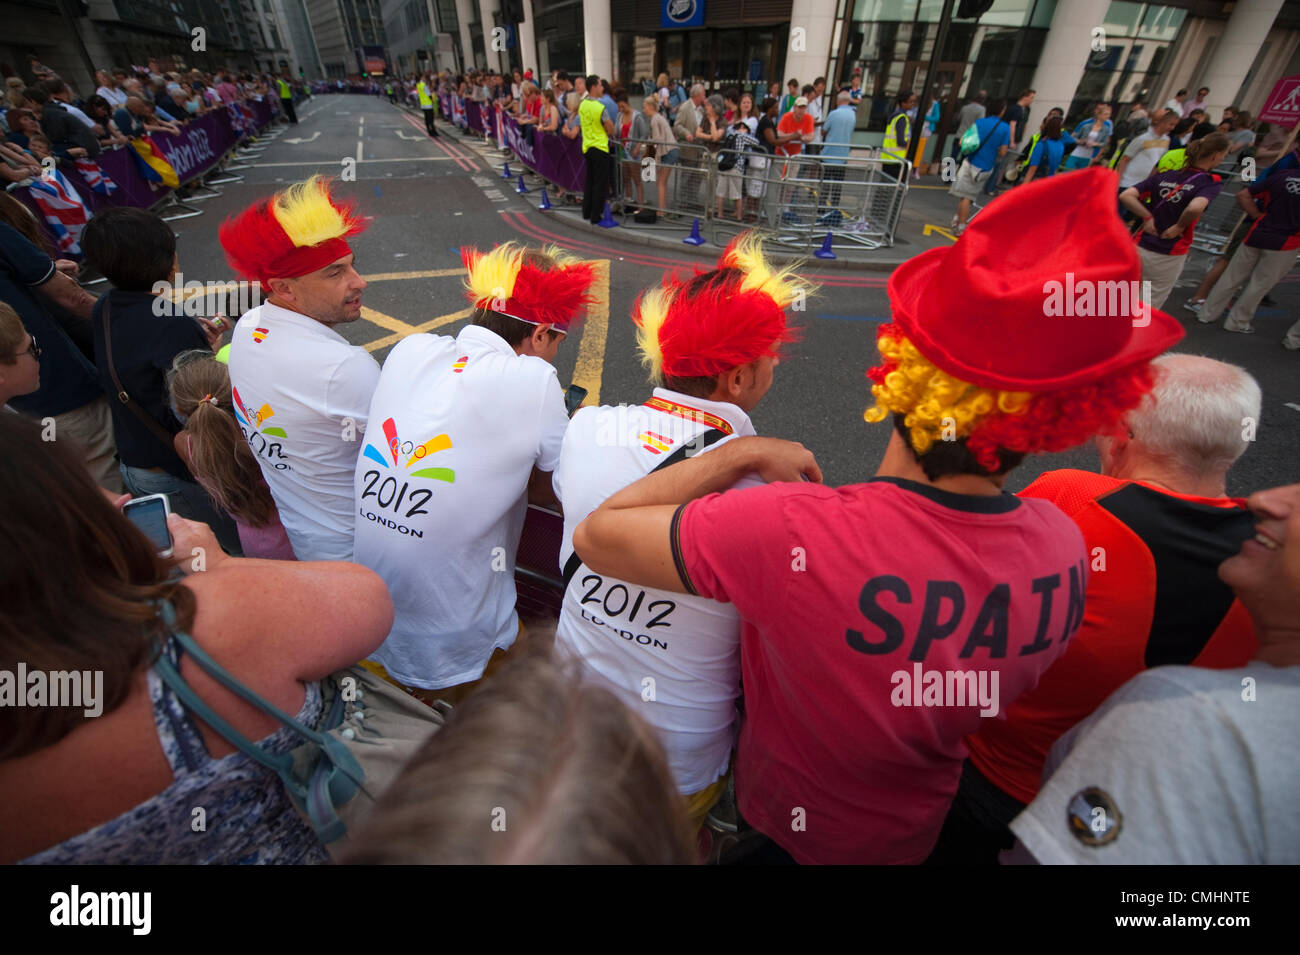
562, 427, 729, 590
101, 299, 182, 451
148, 599, 363, 801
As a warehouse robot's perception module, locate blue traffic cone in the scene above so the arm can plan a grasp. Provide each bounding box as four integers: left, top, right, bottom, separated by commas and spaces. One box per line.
596, 201, 618, 228
813, 231, 836, 259
538, 188, 552, 210
501, 161, 512, 179
516, 174, 529, 194
683, 218, 705, 245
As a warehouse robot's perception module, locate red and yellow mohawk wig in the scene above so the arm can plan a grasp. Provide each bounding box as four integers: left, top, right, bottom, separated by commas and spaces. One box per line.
864, 324, 1156, 473
218, 175, 366, 286
634, 233, 816, 381
460, 241, 599, 332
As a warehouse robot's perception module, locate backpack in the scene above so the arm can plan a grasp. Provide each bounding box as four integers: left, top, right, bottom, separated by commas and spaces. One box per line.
958, 120, 985, 158
718, 131, 740, 170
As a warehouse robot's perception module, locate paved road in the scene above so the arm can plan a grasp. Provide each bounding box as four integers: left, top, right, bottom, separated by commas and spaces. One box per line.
169, 93, 1300, 497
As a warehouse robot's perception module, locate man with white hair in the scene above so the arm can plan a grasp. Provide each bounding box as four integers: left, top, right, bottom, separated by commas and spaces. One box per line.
930, 353, 1262, 864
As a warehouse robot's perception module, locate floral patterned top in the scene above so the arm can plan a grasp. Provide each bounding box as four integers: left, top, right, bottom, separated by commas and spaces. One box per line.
21, 634, 329, 865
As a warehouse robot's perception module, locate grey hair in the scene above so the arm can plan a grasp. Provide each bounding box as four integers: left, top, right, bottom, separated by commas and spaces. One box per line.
837, 90, 851, 104
691, 83, 706, 97
1128, 354, 1261, 475
706, 94, 725, 116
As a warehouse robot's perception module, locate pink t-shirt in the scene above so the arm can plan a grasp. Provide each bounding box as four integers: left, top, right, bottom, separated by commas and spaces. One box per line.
672, 476, 1088, 864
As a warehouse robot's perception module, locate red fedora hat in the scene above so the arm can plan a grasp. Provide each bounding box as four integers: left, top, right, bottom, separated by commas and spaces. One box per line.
887, 166, 1183, 392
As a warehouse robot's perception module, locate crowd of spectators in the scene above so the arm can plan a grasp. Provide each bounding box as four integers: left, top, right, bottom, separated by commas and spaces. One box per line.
2, 62, 307, 191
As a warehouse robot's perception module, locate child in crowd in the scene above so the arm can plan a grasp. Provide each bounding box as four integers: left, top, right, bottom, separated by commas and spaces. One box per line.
167, 350, 295, 560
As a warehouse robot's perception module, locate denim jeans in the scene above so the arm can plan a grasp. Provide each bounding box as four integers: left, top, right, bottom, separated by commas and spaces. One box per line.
120, 464, 243, 556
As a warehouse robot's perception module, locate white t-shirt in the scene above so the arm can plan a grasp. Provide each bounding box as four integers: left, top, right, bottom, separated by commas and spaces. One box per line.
355, 324, 570, 690
1119, 130, 1171, 187
228, 302, 379, 562
553, 389, 761, 794
97, 86, 129, 108
1010, 663, 1300, 864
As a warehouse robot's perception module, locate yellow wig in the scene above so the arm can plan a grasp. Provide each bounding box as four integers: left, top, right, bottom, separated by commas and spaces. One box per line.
270, 175, 362, 247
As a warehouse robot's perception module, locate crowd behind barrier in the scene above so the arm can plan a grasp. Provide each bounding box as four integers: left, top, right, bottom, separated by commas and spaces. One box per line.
439, 92, 910, 250
10, 98, 280, 258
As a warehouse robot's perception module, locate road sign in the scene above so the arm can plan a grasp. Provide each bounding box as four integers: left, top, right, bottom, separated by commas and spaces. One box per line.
1258, 74, 1300, 126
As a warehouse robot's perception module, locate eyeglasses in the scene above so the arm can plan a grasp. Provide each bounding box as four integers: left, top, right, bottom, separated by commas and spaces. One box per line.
22, 335, 40, 360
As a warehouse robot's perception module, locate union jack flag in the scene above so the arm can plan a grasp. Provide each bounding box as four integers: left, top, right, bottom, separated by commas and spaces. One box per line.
73, 158, 119, 196
28, 168, 91, 255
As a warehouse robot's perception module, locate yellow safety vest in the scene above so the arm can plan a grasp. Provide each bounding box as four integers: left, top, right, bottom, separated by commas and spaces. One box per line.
881, 112, 909, 161
578, 97, 609, 153
278, 78, 290, 98
417, 81, 432, 108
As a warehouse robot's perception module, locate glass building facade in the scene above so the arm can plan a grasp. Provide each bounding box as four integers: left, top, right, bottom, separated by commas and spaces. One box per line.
841, 0, 1191, 132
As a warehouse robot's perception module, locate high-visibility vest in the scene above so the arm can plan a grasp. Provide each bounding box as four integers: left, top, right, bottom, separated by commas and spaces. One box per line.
278, 78, 290, 98
417, 81, 432, 108
881, 111, 909, 161
578, 97, 609, 153
1019, 131, 1042, 168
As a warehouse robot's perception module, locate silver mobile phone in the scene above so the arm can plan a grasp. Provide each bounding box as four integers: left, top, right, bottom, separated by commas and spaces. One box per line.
123, 493, 174, 558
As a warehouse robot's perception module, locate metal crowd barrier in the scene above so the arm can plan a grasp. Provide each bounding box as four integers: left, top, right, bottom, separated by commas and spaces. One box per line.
617, 139, 714, 223
1189, 183, 1248, 256
611, 138, 910, 253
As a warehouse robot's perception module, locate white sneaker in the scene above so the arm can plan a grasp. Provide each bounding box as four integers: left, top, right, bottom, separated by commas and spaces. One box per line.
1182, 299, 1204, 314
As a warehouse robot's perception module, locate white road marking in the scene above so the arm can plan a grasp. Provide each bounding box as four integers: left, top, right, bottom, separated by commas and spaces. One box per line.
249, 157, 456, 167
357, 140, 364, 161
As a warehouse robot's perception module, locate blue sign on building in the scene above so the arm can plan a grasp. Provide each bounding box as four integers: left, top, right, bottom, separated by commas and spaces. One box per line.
662, 0, 705, 29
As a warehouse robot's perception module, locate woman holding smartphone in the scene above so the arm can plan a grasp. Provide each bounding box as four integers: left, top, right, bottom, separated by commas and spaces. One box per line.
0, 414, 392, 864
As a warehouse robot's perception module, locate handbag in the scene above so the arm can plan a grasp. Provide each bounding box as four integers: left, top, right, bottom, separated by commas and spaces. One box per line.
101, 299, 182, 451
150, 599, 445, 856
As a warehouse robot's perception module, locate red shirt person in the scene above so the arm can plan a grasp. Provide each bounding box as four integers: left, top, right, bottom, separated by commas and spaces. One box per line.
571, 168, 1185, 864
940, 354, 1261, 864
775, 97, 814, 156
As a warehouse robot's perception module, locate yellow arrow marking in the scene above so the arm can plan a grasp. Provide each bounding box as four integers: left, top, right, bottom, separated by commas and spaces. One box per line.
923, 223, 958, 243
570, 259, 610, 408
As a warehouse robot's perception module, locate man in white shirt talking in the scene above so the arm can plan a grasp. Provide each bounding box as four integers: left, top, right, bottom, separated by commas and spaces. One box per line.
355, 242, 598, 704
219, 176, 380, 561
553, 235, 815, 828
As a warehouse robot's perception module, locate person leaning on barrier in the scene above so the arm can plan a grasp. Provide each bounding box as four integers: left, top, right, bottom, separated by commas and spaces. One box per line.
218, 176, 381, 563
0, 413, 394, 864
570, 169, 1184, 865
934, 354, 1263, 864
554, 236, 815, 831
641, 96, 678, 216
353, 243, 598, 709
1006, 479, 1300, 865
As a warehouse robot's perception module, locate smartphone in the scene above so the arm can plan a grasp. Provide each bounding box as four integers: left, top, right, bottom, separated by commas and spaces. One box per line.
123, 493, 174, 558
564, 384, 588, 416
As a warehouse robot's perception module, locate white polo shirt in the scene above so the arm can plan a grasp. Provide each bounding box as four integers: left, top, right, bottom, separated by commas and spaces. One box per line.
355, 324, 570, 690
553, 388, 760, 794
228, 301, 379, 562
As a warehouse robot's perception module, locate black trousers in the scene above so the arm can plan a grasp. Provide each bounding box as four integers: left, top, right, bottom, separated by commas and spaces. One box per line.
280, 97, 298, 125
583, 146, 611, 223
422, 107, 439, 136
924, 759, 1026, 865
